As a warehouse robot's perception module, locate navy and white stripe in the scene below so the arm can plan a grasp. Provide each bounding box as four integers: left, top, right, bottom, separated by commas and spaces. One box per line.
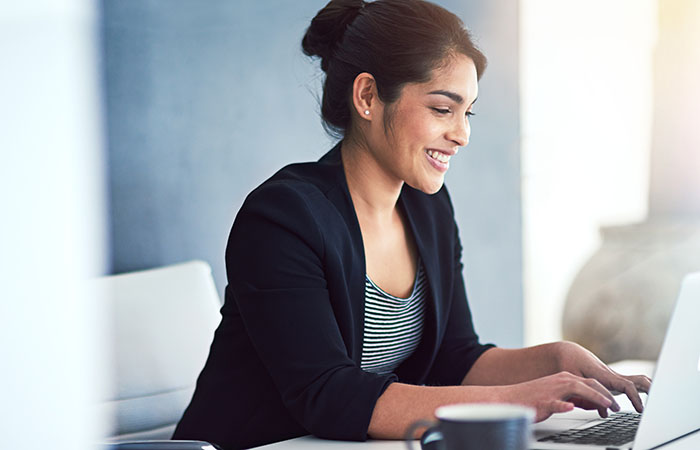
360, 262, 427, 375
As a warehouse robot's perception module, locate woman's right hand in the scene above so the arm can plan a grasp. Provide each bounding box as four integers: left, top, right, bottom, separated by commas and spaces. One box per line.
499, 371, 621, 422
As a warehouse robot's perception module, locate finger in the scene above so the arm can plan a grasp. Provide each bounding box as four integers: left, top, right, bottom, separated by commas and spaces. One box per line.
548, 400, 575, 417
572, 397, 619, 416
535, 401, 571, 423
582, 378, 620, 411
633, 375, 652, 394
606, 371, 652, 395
535, 411, 554, 423
562, 379, 614, 410
578, 369, 625, 410
612, 377, 644, 413
571, 397, 605, 411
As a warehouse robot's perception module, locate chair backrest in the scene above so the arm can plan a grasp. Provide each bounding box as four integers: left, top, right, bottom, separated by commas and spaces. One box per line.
97, 261, 222, 442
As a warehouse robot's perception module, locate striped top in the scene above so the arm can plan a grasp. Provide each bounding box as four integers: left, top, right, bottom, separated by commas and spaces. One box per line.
360, 262, 427, 375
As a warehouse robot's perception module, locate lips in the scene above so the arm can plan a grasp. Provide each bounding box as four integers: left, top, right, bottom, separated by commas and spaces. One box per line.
425, 148, 455, 173
426, 149, 451, 163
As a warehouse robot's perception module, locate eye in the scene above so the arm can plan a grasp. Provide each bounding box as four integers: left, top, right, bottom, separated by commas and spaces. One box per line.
431, 107, 451, 115
466, 111, 475, 117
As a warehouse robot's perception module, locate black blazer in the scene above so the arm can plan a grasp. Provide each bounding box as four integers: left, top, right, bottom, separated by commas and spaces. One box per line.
173, 143, 494, 449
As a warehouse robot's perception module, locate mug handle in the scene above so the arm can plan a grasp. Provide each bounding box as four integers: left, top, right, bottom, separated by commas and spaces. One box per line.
404, 419, 443, 450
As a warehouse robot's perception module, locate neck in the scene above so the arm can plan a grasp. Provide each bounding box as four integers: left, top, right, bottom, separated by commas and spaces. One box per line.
341, 137, 403, 224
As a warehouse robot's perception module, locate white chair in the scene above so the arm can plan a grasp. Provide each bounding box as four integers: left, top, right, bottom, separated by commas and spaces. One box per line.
95, 261, 222, 450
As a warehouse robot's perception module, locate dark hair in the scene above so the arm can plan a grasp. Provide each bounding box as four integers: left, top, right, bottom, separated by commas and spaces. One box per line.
302, 0, 487, 138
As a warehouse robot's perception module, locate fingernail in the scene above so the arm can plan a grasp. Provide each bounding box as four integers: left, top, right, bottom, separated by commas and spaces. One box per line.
612, 401, 620, 412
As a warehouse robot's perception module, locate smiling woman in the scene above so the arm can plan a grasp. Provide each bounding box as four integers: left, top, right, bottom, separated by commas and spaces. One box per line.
341, 55, 478, 196
171, 1, 651, 449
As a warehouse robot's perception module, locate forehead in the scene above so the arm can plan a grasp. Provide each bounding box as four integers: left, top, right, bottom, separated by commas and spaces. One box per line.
403, 54, 479, 102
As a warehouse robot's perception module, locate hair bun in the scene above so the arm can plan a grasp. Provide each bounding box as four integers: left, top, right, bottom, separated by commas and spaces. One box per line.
302, 0, 365, 71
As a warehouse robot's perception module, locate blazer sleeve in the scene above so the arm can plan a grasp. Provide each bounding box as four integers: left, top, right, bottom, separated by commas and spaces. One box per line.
226, 181, 396, 441
424, 191, 495, 386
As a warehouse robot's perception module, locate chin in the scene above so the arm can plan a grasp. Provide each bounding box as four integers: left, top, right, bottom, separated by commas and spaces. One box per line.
406, 177, 445, 195
424, 184, 444, 195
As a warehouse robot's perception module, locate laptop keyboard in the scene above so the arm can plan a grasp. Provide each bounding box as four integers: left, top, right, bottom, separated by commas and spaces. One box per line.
537, 411, 641, 446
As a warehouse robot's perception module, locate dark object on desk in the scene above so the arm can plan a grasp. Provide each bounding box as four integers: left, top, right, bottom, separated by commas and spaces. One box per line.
420, 428, 444, 450
406, 404, 534, 450
105, 441, 222, 450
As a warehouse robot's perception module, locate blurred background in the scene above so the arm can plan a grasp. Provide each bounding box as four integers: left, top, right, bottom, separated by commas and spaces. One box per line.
1, 0, 698, 448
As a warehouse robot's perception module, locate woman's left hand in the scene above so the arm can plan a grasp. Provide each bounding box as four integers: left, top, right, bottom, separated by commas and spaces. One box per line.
555, 341, 652, 415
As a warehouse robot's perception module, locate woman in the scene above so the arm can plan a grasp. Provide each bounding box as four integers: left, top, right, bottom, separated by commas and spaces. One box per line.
173, 1, 651, 448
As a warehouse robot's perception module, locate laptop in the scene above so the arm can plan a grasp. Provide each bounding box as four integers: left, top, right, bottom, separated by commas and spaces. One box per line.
531, 272, 700, 450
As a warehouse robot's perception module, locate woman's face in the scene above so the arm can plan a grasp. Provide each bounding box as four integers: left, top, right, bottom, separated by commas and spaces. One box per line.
366, 54, 479, 194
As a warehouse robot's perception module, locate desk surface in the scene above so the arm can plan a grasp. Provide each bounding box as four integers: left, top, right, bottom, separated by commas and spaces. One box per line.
257, 427, 700, 450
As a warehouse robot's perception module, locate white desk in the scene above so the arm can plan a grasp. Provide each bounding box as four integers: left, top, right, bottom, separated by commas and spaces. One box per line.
258, 431, 700, 449
257, 425, 700, 449
256, 361, 700, 449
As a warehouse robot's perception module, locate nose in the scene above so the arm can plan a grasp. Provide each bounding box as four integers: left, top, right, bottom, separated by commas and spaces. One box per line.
446, 115, 470, 147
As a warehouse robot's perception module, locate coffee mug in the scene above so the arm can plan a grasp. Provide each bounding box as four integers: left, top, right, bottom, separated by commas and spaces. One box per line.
404, 403, 535, 450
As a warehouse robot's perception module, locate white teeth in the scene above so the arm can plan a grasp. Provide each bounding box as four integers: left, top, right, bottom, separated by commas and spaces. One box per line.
427, 149, 450, 163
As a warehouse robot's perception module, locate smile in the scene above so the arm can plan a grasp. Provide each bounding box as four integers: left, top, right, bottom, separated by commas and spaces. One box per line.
425, 149, 452, 173
426, 149, 451, 163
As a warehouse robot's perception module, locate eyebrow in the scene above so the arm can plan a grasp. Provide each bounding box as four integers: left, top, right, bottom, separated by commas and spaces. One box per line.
428, 90, 478, 105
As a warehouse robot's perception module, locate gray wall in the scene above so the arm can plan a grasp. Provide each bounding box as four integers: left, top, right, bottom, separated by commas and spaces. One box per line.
103, 0, 522, 347
440, 0, 522, 347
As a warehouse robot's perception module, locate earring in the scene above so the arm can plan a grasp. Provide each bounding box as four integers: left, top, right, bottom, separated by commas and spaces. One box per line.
364, 110, 370, 116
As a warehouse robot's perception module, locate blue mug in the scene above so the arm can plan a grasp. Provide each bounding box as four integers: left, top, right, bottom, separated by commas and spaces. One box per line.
404, 404, 535, 450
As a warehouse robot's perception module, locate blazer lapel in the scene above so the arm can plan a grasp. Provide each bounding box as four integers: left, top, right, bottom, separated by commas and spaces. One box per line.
395, 185, 441, 383
321, 144, 367, 363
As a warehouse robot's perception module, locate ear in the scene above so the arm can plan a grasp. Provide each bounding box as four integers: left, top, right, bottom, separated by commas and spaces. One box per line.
350, 72, 379, 121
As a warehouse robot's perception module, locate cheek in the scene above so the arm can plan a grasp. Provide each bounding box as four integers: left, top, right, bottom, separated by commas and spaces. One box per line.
399, 116, 440, 148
